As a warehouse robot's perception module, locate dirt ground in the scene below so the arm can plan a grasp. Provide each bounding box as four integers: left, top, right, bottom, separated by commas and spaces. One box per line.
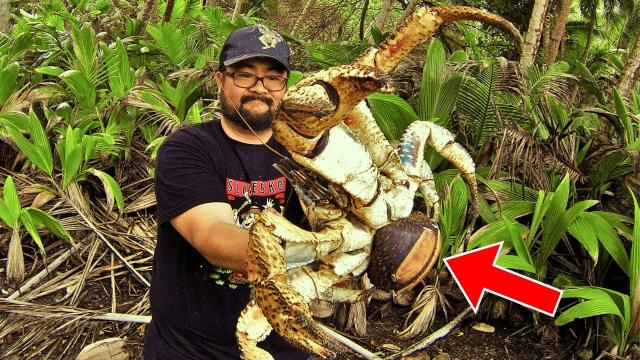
121, 297, 569, 360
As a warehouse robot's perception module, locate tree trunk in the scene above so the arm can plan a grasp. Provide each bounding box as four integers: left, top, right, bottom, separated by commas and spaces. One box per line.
291, 0, 316, 37
372, 0, 394, 32
544, 0, 572, 66
359, 0, 370, 41
139, 0, 158, 28
618, 37, 640, 99
541, 9, 551, 61
582, 15, 596, 62
520, 0, 551, 70
231, 0, 243, 23
163, 0, 175, 23
0, 0, 10, 34
619, 11, 640, 49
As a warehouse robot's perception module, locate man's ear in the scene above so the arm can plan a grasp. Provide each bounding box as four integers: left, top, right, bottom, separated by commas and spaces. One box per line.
215, 71, 223, 89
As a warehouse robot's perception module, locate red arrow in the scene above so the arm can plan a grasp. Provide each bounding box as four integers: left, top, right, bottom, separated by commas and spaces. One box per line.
443, 242, 563, 316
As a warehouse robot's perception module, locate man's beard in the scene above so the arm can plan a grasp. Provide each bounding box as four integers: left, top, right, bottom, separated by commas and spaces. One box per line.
221, 93, 276, 131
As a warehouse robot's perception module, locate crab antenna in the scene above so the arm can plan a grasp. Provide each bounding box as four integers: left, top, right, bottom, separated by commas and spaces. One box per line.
356, 6, 523, 73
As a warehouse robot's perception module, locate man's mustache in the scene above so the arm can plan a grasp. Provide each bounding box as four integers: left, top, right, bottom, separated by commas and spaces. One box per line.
240, 95, 273, 106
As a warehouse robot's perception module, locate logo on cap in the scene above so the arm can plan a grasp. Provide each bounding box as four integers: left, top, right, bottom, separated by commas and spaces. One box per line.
257, 25, 283, 49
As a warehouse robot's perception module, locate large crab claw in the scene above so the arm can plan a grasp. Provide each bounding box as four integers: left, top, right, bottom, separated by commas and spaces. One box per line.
241, 208, 359, 359
273, 65, 392, 154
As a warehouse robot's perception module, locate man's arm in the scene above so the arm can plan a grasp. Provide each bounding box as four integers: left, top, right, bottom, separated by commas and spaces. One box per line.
170, 202, 250, 273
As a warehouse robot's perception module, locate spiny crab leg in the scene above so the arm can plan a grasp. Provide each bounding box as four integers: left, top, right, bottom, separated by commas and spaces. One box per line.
274, 6, 523, 156
398, 121, 479, 222
355, 6, 522, 71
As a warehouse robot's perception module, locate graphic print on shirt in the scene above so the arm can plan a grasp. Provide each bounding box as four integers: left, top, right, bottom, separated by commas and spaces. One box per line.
209, 176, 289, 289
226, 176, 288, 229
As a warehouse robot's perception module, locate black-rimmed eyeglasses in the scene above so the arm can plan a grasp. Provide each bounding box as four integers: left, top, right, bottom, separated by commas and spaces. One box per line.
223, 71, 288, 91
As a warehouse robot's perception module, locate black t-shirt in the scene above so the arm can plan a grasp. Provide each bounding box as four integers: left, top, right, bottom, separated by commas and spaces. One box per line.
143, 120, 309, 360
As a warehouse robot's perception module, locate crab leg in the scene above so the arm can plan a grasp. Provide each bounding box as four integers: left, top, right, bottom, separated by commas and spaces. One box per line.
243, 209, 367, 359
399, 121, 479, 221
355, 6, 522, 72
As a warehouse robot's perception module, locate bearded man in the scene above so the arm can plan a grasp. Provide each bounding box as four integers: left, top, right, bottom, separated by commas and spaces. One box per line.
143, 25, 311, 360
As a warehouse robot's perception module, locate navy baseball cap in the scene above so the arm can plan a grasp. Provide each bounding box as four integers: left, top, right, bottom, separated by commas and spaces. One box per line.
218, 25, 290, 71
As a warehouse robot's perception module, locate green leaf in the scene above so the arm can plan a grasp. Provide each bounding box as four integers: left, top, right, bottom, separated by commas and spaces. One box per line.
2, 118, 54, 176
35, 66, 65, 77
146, 23, 189, 66
0, 176, 21, 227
417, 39, 465, 128
186, 101, 202, 124
567, 215, 599, 263
478, 196, 497, 224
106, 39, 133, 98
492, 200, 535, 219
70, 23, 99, 82
613, 88, 634, 143
542, 176, 570, 240
593, 210, 633, 240
584, 212, 630, 275
456, 61, 501, 148
556, 298, 623, 326
87, 168, 124, 214
287, 71, 304, 87
528, 190, 546, 244
59, 70, 97, 109
25, 207, 72, 243
63, 147, 83, 190
629, 190, 640, 295
468, 219, 528, 250
19, 209, 44, 253
497, 254, 536, 273
538, 199, 599, 268
367, 92, 417, 141
304, 42, 369, 67
556, 287, 627, 327
440, 176, 469, 238
504, 217, 534, 269
456, 22, 480, 60
418, 38, 444, 122
482, 180, 538, 202
26, 109, 54, 174
0, 62, 19, 107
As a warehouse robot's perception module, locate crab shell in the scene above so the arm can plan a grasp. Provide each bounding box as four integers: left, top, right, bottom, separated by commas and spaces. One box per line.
367, 213, 441, 293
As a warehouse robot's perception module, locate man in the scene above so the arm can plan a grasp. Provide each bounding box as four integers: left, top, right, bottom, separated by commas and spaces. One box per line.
143, 25, 311, 360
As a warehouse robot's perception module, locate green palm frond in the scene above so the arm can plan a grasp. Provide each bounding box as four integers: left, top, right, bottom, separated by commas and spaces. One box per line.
456, 59, 524, 149
366, 92, 417, 141
525, 62, 577, 104
104, 38, 135, 100
417, 39, 464, 128
144, 23, 191, 67
166, 0, 202, 26
198, 7, 241, 51
123, 87, 181, 134
304, 42, 369, 67
70, 23, 101, 84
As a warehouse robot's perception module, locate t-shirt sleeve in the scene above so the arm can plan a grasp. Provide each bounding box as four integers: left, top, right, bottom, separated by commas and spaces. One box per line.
155, 127, 226, 224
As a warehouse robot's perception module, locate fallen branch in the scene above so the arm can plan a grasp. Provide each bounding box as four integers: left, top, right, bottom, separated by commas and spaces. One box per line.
8, 241, 84, 300
0, 298, 152, 324
385, 307, 473, 359
317, 323, 382, 360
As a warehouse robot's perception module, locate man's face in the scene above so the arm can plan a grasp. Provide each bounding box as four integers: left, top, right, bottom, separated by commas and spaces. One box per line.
215, 57, 288, 131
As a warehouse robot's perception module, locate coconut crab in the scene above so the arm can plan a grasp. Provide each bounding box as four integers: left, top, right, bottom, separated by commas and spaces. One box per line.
236, 6, 522, 359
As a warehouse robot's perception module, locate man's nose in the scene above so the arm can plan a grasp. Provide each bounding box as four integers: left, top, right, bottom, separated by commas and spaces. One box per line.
249, 78, 269, 95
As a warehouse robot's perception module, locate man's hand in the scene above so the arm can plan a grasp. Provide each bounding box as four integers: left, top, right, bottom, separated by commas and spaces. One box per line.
171, 202, 250, 273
